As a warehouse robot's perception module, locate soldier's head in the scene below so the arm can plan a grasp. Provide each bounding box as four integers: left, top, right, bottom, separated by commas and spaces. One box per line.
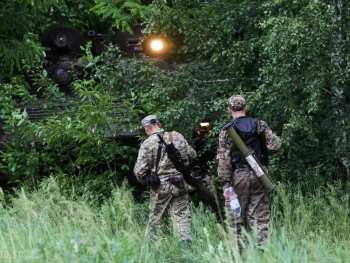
227, 95, 247, 117
141, 115, 161, 136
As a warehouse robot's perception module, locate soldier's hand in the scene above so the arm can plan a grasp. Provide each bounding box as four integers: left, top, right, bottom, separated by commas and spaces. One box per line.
223, 186, 234, 206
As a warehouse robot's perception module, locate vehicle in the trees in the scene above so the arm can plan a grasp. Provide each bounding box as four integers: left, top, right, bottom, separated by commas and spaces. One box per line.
0, 25, 220, 215
40, 25, 173, 90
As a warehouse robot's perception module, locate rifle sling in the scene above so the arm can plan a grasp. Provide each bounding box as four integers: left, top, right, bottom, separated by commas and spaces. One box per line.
155, 137, 163, 175
157, 132, 187, 174
156, 132, 179, 171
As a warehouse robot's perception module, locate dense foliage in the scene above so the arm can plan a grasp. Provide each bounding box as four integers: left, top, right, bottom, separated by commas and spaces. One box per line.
0, 0, 147, 75
0, 1, 350, 262
147, 0, 350, 185
1, 0, 349, 190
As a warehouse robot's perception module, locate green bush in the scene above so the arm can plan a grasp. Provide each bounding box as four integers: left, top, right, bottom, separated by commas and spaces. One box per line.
1, 0, 350, 193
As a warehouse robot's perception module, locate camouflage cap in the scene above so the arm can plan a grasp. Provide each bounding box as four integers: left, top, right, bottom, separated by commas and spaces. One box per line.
228, 95, 246, 111
141, 115, 159, 127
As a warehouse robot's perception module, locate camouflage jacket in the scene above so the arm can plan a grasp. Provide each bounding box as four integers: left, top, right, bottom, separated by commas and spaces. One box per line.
217, 119, 281, 187
134, 129, 197, 182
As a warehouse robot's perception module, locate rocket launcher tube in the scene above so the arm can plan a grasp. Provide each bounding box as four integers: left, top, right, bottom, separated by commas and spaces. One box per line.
226, 124, 276, 193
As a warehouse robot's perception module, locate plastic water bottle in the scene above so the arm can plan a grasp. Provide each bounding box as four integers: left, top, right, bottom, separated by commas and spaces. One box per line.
224, 187, 241, 219
230, 194, 241, 219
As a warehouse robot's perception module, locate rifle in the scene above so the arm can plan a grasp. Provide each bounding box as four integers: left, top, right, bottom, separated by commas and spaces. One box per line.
223, 121, 276, 193
157, 133, 222, 220
157, 134, 203, 187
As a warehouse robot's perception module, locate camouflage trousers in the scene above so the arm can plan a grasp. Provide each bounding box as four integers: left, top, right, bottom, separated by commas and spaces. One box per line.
147, 178, 192, 241
225, 168, 270, 247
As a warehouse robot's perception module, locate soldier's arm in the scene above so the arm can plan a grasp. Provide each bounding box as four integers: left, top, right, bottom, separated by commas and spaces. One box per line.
172, 131, 197, 161
133, 142, 152, 182
217, 129, 233, 188
185, 142, 197, 161
258, 120, 282, 151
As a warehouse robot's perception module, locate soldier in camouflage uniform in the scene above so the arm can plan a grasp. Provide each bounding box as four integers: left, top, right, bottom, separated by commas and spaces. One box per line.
217, 95, 281, 247
134, 115, 196, 242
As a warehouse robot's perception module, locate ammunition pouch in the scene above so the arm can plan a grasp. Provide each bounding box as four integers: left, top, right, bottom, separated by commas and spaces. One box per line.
144, 171, 161, 190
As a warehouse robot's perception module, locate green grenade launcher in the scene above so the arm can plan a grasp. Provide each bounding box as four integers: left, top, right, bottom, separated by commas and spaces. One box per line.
223, 121, 276, 193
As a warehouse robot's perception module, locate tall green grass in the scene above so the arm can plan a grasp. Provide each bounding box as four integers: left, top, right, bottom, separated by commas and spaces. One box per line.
0, 178, 349, 262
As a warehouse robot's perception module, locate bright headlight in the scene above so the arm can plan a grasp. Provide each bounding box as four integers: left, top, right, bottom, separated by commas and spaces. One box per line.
143, 36, 173, 57
150, 39, 165, 52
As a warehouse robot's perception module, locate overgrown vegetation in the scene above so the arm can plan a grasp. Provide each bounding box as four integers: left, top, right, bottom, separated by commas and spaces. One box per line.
0, 178, 349, 262
1, 0, 349, 189
0, 1, 350, 261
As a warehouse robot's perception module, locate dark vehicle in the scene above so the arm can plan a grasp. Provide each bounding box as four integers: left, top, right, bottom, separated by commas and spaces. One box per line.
40, 25, 173, 90
0, 26, 220, 217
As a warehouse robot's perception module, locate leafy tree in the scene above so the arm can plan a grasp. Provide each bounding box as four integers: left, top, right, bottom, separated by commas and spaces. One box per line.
91, 0, 150, 32
1, 0, 350, 191
144, 0, 350, 186
0, 0, 149, 77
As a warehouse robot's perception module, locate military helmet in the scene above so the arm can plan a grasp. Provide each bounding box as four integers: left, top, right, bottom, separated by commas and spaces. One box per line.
141, 114, 160, 127
228, 95, 246, 111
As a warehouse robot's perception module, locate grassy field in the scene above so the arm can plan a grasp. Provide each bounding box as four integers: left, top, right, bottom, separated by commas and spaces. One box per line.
0, 178, 349, 263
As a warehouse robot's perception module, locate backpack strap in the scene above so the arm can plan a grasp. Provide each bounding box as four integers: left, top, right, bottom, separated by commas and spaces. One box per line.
155, 131, 175, 176
154, 138, 163, 175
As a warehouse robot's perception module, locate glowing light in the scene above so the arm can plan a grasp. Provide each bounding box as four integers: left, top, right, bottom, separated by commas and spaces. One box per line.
150, 39, 165, 52
200, 122, 210, 127
143, 36, 173, 57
